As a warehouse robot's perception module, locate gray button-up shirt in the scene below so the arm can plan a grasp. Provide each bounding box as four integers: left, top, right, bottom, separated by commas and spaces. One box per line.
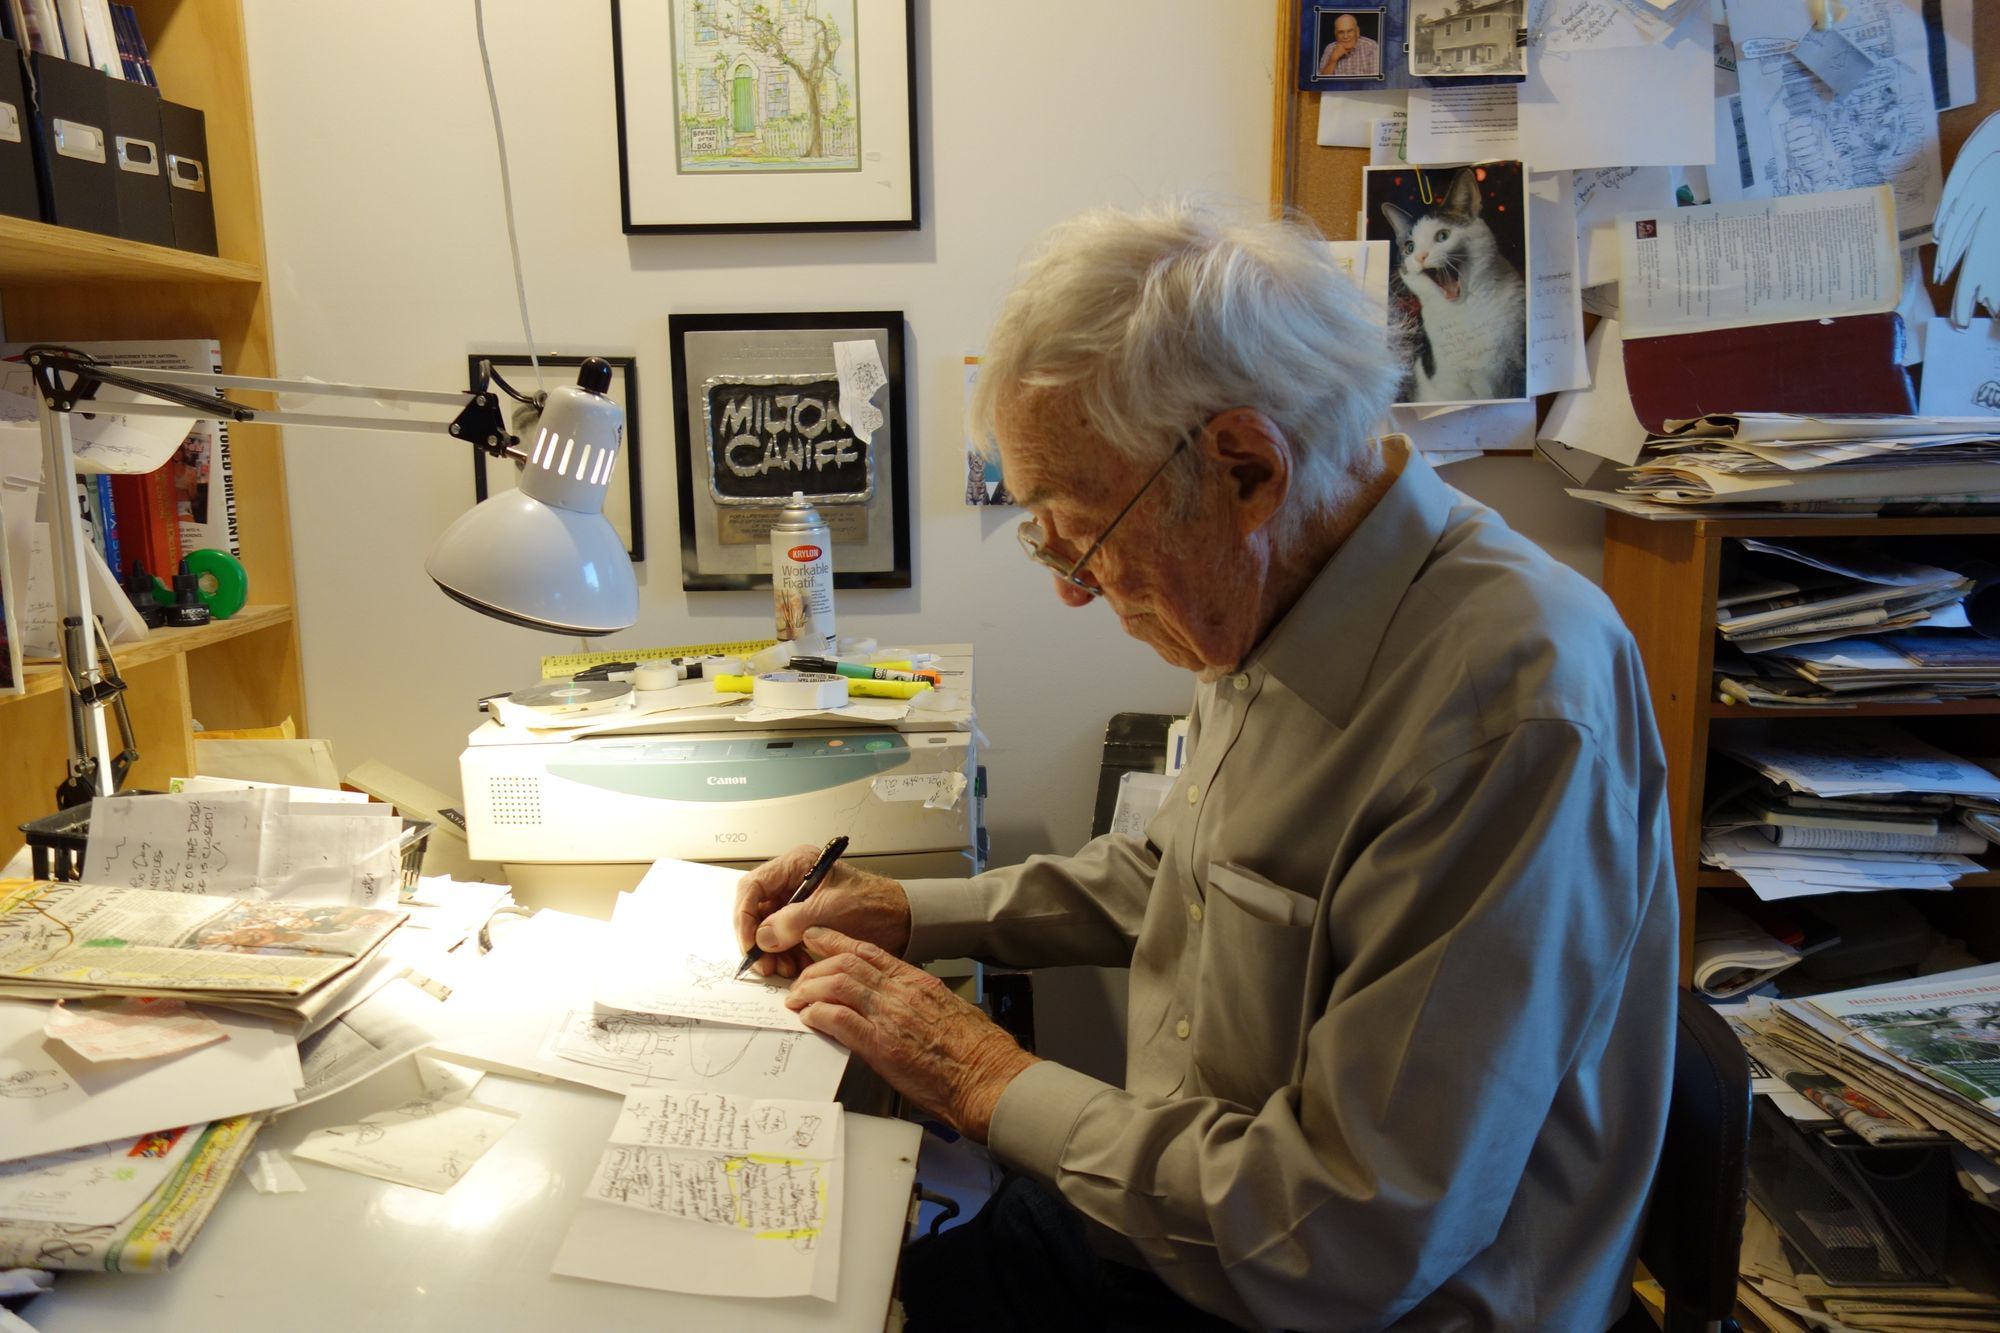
904, 445, 1678, 1331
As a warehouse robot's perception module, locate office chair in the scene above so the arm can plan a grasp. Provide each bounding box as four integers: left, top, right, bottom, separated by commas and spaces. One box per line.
1610, 989, 1752, 1333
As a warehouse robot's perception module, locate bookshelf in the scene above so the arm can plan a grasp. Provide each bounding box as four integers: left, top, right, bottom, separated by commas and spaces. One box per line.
1602, 513, 2000, 984
0, 0, 303, 863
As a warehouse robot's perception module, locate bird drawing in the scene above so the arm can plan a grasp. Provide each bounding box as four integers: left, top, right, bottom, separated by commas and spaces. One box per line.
1935, 110, 2000, 330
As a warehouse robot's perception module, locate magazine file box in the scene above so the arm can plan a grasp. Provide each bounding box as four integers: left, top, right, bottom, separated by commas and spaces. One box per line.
105, 74, 169, 245
26, 51, 117, 235
0, 41, 39, 221
160, 97, 215, 255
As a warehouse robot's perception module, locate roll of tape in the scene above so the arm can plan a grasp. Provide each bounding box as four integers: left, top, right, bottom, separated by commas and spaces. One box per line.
752, 671, 849, 710
632, 662, 682, 691
183, 548, 248, 621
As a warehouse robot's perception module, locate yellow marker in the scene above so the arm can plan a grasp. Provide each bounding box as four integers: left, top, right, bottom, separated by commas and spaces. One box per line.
714, 674, 931, 700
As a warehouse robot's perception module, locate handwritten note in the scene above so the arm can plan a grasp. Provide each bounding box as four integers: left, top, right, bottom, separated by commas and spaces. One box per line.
1527, 170, 1589, 396
1573, 166, 1674, 286
595, 860, 813, 1034
81, 789, 279, 897
542, 1008, 848, 1095
612, 1089, 839, 1158
292, 1091, 518, 1193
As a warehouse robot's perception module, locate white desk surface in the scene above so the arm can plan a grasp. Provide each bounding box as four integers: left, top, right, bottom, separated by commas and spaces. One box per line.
27, 1058, 921, 1332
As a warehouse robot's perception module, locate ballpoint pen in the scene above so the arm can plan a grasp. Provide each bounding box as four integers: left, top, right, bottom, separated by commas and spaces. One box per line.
736, 834, 851, 978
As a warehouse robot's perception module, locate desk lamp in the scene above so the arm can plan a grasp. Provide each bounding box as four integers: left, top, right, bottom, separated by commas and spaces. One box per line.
26, 346, 638, 805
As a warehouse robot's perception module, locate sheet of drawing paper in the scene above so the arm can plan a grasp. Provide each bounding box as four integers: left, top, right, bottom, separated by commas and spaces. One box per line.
1574, 166, 1675, 286
80, 789, 279, 897
266, 805, 403, 908
292, 976, 441, 1107
45, 997, 227, 1063
1616, 186, 1899, 337
0, 998, 298, 1160
1538, 319, 1650, 465
1518, 7, 1716, 170
0, 1121, 202, 1223
1405, 86, 1518, 163
1916, 319, 2000, 417
554, 1113, 843, 1299
1718, 0, 1941, 243
433, 907, 846, 1098
595, 860, 812, 1034
1317, 89, 1409, 147
292, 1092, 518, 1193
1527, 170, 1589, 395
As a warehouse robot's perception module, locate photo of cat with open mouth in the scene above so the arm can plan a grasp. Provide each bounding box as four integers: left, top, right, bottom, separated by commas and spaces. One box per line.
1365, 161, 1528, 406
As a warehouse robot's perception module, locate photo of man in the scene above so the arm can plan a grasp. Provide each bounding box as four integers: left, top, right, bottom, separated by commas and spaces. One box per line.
1315, 9, 1382, 78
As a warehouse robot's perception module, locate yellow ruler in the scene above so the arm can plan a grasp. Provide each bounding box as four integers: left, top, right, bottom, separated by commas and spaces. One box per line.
539, 639, 778, 680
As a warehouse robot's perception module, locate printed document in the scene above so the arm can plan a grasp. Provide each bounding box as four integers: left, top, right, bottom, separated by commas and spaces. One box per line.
1616, 186, 1899, 337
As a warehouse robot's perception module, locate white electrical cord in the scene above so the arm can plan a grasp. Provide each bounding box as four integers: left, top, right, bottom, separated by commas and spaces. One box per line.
473, 0, 544, 397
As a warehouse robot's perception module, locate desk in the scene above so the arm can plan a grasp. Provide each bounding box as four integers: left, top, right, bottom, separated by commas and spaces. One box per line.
26, 1058, 921, 1332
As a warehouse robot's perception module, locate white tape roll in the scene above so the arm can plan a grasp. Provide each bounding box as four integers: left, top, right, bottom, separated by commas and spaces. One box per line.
753, 670, 849, 710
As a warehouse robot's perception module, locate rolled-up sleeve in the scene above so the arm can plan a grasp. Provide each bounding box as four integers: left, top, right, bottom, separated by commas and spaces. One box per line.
987, 719, 1660, 1330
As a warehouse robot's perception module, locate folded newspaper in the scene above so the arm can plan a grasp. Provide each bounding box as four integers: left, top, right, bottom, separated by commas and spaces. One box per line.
0, 1115, 262, 1272
0, 880, 406, 1022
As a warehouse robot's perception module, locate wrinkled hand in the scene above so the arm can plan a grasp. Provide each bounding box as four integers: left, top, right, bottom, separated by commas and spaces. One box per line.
734, 845, 913, 979
787, 927, 1038, 1142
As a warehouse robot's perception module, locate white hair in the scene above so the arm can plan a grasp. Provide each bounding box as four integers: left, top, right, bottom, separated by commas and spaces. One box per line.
970, 199, 1400, 543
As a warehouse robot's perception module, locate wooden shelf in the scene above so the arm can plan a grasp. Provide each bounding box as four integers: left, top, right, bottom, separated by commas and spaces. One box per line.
4, 604, 293, 704
1709, 699, 2000, 719
0, 213, 261, 286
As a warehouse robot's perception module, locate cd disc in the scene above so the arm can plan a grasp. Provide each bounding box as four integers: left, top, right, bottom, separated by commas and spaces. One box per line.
508, 679, 633, 718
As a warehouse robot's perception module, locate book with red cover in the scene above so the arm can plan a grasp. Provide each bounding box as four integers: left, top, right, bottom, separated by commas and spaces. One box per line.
1621, 313, 1915, 435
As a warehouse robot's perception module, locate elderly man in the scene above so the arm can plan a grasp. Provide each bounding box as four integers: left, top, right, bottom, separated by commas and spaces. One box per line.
736, 202, 1677, 1331
1317, 12, 1381, 77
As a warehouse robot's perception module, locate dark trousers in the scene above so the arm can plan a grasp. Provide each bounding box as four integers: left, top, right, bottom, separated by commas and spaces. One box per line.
899, 1175, 1244, 1332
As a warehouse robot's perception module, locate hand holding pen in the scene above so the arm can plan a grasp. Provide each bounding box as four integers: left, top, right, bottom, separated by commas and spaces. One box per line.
733, 837, 914, 979
737, 835, 850, 977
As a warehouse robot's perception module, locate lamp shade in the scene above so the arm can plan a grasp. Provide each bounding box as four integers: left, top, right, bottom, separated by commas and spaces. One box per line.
426, 360, 637, 635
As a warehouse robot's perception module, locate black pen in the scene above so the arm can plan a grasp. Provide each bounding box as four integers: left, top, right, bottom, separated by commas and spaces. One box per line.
736, 834, 850, 978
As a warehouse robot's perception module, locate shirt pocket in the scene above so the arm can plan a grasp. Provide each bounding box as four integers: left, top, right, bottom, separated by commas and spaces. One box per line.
1191, 861, 1319, 1108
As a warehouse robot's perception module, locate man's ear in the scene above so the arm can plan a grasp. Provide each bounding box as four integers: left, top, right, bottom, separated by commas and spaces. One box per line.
1199, 409, 1291, 536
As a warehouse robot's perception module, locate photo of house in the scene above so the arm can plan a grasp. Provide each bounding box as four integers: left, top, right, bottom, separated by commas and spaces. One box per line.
1409, 0, 1525, 77
669, 0, 861, 173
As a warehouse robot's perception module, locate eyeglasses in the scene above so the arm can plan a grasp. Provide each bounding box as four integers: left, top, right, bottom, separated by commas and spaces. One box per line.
1016, 435, 1190, 597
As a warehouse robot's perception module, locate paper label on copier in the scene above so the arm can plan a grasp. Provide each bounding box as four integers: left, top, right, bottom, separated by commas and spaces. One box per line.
871, 771, 967, 809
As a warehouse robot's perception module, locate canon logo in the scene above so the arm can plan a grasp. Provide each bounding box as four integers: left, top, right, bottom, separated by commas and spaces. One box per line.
706, 775, 748, 786
787, 544, 823, 562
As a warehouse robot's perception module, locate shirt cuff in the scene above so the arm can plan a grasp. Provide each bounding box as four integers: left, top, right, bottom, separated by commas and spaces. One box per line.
901, 875, 1001, 963
986, 1059, 1117, 1189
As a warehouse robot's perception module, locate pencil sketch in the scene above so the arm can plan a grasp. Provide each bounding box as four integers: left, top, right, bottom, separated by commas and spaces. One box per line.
669, 0, 860, 175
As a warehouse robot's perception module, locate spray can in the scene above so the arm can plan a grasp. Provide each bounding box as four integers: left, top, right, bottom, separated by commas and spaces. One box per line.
772, 491, 835, 654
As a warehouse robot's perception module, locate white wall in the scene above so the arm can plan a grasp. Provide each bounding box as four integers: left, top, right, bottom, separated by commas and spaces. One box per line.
243, 0, 1602, 873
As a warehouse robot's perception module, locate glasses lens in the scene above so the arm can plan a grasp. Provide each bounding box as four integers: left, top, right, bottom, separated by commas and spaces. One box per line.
1017, 518, 1098, 594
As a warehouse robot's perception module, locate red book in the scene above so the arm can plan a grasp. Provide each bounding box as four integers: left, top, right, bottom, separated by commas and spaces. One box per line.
1621, 312, 1916, 435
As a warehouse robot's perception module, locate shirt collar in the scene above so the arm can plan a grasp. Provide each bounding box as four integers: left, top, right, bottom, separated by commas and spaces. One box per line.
1252, 437, 1454, 727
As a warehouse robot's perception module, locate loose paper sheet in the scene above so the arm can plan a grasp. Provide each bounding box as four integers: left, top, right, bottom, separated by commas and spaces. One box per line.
830, 340, 886, 447
1405, 86, 1518, 163
1527, 170, 1589, 395
1316, 89, 1408, 148
45, 997, 227, 1063
1574, 166, 1675, 287
81, 789, 280, 897
1110, 773, 1175, 838
1616, 186, 1899, 337
556, 1088, 842, 1300
1396, 400, 1538, 457
1368, 113, 1410, 165
291, 976, 441, 1108
0, 1122, 201, 1224
596, 861, 813, 1034
1518, 6, 1716, 170
1538, 319, 1649, 465
291, 1091, 518, 1193
1325, 240, 1391, 325
1916, 318, 2000, 417
0, 998, 299, 1161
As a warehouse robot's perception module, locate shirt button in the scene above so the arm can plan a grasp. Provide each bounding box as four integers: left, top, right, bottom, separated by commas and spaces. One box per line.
1186, 785, 1200, 806
1232, 673, 1250, 691
1175, 1018, 1191, 1040
1189, 901, 1203, 923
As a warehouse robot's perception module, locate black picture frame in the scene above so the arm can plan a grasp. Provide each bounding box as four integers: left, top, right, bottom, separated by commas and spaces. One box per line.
467, 353, 645, 563
612, 0, 921, 234
669, 311, 909, 591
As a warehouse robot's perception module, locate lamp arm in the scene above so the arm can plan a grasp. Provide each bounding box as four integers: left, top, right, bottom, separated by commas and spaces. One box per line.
22, 346, 519, 456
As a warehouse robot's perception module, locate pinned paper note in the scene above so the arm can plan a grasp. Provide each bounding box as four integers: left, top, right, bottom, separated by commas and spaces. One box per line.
1527, 170, 1589, 396
46, 997, 228, 1063
1405, 86, 1517, 163
1790, 24, 1875, 98
831, 339, 887, 446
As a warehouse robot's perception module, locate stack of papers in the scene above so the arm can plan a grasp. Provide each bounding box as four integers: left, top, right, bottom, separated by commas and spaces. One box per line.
1700, 726, 2000, 898
1715, 538, 1970, 654
1613, 415, 2000, 511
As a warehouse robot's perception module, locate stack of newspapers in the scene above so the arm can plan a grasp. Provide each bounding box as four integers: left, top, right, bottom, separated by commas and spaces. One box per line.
1603, 413, 2000, 513
1733, 964, 2000, 1330
0, 878, 408, 1272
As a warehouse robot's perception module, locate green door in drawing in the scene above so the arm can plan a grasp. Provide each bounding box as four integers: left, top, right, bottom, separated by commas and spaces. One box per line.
732, 71, 754, 134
